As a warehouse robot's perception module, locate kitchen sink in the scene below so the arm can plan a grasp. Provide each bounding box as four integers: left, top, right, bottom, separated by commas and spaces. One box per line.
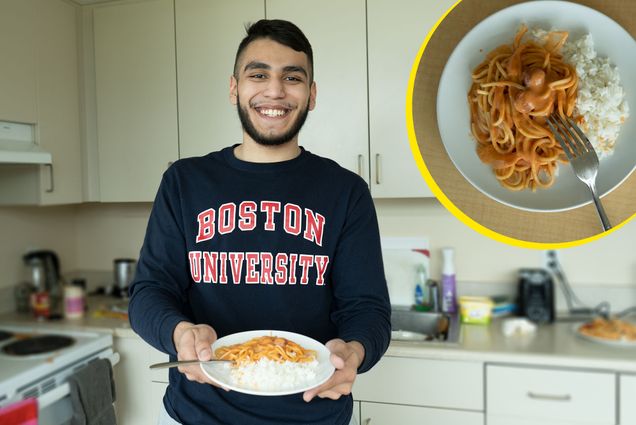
390, 307, 460, 343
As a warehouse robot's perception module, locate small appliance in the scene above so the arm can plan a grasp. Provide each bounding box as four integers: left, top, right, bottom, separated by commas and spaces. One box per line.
518, 268, 555, 323
113, 258, 136, 298
23, 250, 63, 312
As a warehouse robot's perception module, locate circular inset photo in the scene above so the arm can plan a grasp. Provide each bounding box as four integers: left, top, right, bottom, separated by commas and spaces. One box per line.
409, 0, 636, 247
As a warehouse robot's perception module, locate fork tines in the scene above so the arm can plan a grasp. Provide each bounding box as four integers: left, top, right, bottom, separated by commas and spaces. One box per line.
546, 114, 596, 160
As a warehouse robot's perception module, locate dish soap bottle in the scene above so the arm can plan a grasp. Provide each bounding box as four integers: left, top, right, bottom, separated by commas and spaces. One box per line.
414, 265, 428, 307
441, 248, 457, 313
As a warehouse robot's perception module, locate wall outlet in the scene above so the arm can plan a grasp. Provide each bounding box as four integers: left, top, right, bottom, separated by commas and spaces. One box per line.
542, 249, 559, 270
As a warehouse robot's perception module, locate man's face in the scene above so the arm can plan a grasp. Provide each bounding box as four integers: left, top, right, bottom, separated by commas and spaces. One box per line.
230, 38, 316, 146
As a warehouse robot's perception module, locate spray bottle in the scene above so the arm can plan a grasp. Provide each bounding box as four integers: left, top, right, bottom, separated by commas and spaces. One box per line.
441, 248, 457, 313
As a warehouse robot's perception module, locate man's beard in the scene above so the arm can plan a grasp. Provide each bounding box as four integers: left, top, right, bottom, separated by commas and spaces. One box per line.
236, 95, 310, 146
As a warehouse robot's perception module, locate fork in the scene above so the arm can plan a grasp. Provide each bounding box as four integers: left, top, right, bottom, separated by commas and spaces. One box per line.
546, 113, 612, 231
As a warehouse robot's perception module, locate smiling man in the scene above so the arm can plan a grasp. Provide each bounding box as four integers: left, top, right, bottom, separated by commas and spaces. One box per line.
128, 19, 391, 425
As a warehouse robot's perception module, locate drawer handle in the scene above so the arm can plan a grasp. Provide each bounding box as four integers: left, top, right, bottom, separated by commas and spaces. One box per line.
527, 391, 572, 402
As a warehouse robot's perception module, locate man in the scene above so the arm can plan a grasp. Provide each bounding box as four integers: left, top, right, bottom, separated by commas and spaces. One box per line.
128, 19, 391, 425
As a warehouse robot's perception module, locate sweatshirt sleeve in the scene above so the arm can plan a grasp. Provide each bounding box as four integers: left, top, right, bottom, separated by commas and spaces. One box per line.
128, 166, 192, 357
330, 179, 391, 373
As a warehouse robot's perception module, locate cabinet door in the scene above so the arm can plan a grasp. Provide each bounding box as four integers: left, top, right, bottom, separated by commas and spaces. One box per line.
35, 0, 82, 204
176, 0, 264, 159
113, 336, 168, 425
354, 356, 483, 411
94, 0, 178, 202
360, 402, 483, 425
367, 0, 455, 197
266, 0, 369, 182
487, 365, 615, 425
0, 0, 38, 123
621, 374, 636, 425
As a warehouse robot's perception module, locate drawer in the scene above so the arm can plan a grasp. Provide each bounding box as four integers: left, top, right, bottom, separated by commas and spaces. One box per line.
487, 365, 615, 424
621, 374, 636, 425
354, 356, 483, 410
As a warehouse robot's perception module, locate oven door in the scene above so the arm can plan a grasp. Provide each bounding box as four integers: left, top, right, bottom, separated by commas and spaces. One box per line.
37, 352, 120, 425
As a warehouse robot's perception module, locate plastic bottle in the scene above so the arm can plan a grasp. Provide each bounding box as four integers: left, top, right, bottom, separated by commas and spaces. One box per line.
64, 285, 85, 319
441, 248, 457, 313
414, 265, 427, 306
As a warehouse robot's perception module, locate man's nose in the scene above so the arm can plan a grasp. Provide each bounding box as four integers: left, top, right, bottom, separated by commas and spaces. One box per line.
263, 78, 285, 98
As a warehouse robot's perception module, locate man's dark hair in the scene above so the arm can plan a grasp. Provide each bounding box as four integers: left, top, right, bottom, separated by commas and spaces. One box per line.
233, 19, 314, 82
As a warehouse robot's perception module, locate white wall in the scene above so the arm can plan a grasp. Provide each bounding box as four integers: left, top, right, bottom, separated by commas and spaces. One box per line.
0, 205, 77, 289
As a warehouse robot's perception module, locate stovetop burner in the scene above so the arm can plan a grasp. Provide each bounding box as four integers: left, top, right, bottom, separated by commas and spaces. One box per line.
0, 330, 13, 342
2, 335, 75, 356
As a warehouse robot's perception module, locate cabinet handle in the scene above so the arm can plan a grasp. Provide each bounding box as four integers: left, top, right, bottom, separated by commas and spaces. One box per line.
357, 154, 364, 177
375, 153, 381, 185
527, 391, 572, 402
45, 164, 54, 193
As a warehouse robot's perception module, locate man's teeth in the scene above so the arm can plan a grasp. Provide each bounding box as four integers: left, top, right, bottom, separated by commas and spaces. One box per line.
259, 109, 287, 117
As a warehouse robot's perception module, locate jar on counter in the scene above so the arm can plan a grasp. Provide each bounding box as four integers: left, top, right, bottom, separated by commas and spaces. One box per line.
64, 285, 85, 319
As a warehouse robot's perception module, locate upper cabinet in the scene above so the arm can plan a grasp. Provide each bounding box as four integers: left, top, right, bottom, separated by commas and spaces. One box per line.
93, 0, 178, 202
266, 0, 369, 183
175, 0, 264, 159
0, 1, 38, 124
0, 0, 82, 205
367, 0, 455, 197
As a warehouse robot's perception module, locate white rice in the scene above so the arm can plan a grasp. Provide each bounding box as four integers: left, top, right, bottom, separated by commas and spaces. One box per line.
227, 358, 319, 391
533, 29, 630, 158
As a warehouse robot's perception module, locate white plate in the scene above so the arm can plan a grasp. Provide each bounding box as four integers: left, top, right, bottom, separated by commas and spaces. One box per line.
200, 330, 335, 396
436, 1, 636, 212
574, 323, 636, 347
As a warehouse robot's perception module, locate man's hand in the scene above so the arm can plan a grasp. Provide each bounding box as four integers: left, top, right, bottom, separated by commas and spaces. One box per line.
303, 339, 365, 402
172, 321, 224, 387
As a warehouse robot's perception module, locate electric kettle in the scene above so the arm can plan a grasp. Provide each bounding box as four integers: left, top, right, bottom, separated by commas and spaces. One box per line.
23, 250, 62, 310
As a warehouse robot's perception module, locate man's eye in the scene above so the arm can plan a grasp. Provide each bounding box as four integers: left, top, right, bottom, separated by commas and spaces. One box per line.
285, 76, 302, 82
249, 73, 266, 79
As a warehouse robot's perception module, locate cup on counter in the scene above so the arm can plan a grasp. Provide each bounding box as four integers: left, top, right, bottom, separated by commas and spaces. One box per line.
64, 285, 85, 319
31, 291, 51, 319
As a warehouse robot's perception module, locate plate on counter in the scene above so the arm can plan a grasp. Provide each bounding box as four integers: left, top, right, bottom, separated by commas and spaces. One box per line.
573, 319, 636, 347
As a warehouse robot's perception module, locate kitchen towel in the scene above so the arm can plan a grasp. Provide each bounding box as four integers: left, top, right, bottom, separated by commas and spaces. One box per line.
68, 358, 117, 425
0, 398, 38, 425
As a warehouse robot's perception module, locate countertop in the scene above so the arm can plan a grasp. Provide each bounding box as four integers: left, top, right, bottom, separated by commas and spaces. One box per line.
1, 298, 635, 372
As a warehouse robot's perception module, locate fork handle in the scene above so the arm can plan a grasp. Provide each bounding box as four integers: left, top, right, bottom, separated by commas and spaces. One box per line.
588, 186, 612, 231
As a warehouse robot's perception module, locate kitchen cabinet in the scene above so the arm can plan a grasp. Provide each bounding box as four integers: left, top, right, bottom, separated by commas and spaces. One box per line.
0, 0, 83, 206
487, 364, 616, 425
621, 374, 636, 425
93, 0, 178, 202
353, 356, 484, 421
366, 0, 455, 197
0, 1, 38, 124
360, 401, 483, 425
175, 0, 264, 159
113, 335, 168, 425
266, 0, 369, 183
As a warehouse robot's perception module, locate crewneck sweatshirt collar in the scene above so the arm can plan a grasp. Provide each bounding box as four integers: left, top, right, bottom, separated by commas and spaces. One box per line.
221, 144, 309, 174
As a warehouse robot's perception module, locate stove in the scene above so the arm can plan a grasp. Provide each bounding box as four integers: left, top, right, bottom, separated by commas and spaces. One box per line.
0, 324, 117, 425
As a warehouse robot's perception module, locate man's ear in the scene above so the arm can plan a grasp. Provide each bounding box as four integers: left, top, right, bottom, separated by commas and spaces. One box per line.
229, 75, 238, 105
309, 81, 317, 111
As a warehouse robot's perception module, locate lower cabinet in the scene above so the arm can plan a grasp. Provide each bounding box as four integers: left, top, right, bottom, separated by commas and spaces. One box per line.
360, 402, 483, 425
487, 364, 616, 425
353, 356, 484, 424
621, 374, 636, 425
113, 335, 168, 425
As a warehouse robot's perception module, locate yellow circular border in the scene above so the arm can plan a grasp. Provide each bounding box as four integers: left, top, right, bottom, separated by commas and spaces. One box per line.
406, 0, 634, 250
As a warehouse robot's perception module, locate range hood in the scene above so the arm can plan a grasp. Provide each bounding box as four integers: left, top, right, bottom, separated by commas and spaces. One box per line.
0, 121, 52, 165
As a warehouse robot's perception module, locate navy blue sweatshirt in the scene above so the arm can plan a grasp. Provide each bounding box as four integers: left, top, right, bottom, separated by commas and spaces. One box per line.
128, 146, 391, 425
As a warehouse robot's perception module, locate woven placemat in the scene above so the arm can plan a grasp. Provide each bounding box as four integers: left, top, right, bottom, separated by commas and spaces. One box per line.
413, 0, 636, 244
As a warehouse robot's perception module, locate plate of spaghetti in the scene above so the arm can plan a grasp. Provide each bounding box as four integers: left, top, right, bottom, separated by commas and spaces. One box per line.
436, 1, 635, 212
200, 330, 335, 396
